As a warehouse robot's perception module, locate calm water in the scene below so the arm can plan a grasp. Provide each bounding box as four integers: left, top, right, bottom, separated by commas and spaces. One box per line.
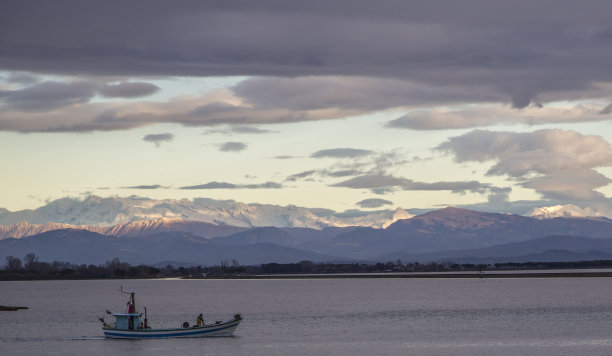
2, 278, 612, 355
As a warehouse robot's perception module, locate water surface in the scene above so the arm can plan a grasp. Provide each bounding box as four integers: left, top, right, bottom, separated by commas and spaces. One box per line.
1, 278, 612, 355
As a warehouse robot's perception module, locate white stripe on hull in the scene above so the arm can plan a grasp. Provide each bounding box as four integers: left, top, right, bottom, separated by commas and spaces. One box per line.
103, 320, 241, 339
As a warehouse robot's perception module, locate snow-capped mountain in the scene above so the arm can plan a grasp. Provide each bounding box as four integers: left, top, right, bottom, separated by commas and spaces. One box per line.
0, 195, 413, 230
0, 221, 91, 240
527, 204, 599, 219
0, 218, 247, 240
4, 207, 612, 265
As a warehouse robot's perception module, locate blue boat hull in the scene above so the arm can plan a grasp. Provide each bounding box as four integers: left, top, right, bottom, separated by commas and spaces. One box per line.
103, 318, 242, 339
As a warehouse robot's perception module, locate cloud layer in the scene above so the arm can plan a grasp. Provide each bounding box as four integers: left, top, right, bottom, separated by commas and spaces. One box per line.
3, 1, 612, 108
2, 1, 612, 134
439, 129, 612, 203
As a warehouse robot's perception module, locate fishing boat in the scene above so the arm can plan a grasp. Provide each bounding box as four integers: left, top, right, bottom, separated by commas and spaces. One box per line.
100, 288, 242, 339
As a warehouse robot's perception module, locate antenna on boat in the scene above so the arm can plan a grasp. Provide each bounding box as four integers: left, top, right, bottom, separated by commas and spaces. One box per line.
118, 286, 136, 313
143, 306, 149, 329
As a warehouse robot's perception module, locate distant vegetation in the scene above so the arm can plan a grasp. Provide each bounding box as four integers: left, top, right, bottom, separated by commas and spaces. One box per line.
3, 253, 612, 280
1, 254, 163, 280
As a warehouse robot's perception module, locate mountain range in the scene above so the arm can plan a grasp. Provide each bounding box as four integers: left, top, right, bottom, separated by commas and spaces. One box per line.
0, 195, 413, 229
2, 203, 612, 266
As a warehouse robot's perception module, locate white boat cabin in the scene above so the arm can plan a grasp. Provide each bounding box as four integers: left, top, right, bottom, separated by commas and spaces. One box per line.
112, 313, 141, 330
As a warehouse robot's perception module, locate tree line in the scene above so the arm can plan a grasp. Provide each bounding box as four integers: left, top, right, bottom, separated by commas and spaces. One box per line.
1, 254, 165, 280
5, 253, 612, 280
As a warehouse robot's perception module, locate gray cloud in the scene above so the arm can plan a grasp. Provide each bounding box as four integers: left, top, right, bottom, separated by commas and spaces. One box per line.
123, 184, 164, 190
286, 170, 317, 182
438, 129, 612, 204
6, 72, 39, 84
0, 79, 162, 113
3, 1, 612, 110
311, 148, 373, 159
331, 173, 492, 195
229, 126, 275, 134
143, 133, 173, 147
99, 82, 160, 98
325, 169, 362, 177
181, 182, 237, 189
286, 168, 364, 182
0, 81, 97, 111
2, 1, 612, 138
234, 76, 500, 111
243, 181, 283, 189
356, 198, 393, 208
203, 125, 275, 135
274, 155, 295, 160
180, 181, 282, 190
387, 103, 612, 131
191, 102, 241, 117
219, 141, 247, 152
438, 129, 612, 177
332, 174, 409, 189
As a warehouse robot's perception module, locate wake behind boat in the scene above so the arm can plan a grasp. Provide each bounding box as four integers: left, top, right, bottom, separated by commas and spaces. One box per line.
100, 288, 242, 339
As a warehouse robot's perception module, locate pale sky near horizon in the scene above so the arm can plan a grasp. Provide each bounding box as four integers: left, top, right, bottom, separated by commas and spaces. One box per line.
2, 1, 612, 215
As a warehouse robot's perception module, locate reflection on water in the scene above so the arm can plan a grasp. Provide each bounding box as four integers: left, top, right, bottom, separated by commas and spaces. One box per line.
2, 278, 612, 355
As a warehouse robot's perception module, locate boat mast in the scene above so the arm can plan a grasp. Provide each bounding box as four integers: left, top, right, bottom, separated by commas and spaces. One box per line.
119, 286, 136, 313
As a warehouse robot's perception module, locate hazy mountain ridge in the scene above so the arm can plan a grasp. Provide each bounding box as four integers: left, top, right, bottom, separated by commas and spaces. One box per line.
3, 207, 612, 266
0, 229, 338, 266
0, 196, 413, 229
378, 235, 612, 263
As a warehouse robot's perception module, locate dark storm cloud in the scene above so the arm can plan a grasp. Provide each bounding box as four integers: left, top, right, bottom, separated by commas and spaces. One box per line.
219, 141, 247, 152
356, 198, 393, 208
180, 181, 282, 189
311, 148, 373, 159
142, 133, 173, 147
3, 1, 612, 108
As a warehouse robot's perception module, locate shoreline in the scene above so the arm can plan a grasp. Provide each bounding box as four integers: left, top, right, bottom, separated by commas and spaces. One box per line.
4, 269, 612, 281
194, 270, 612, 279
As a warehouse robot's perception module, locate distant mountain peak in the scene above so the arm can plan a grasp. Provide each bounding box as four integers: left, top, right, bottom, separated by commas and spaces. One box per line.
417, 206, 490, 221
390, 206, 522, 231
527, 204, 597, 219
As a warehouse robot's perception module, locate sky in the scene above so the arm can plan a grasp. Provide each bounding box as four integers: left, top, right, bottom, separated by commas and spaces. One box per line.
2, 0, 612, 216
